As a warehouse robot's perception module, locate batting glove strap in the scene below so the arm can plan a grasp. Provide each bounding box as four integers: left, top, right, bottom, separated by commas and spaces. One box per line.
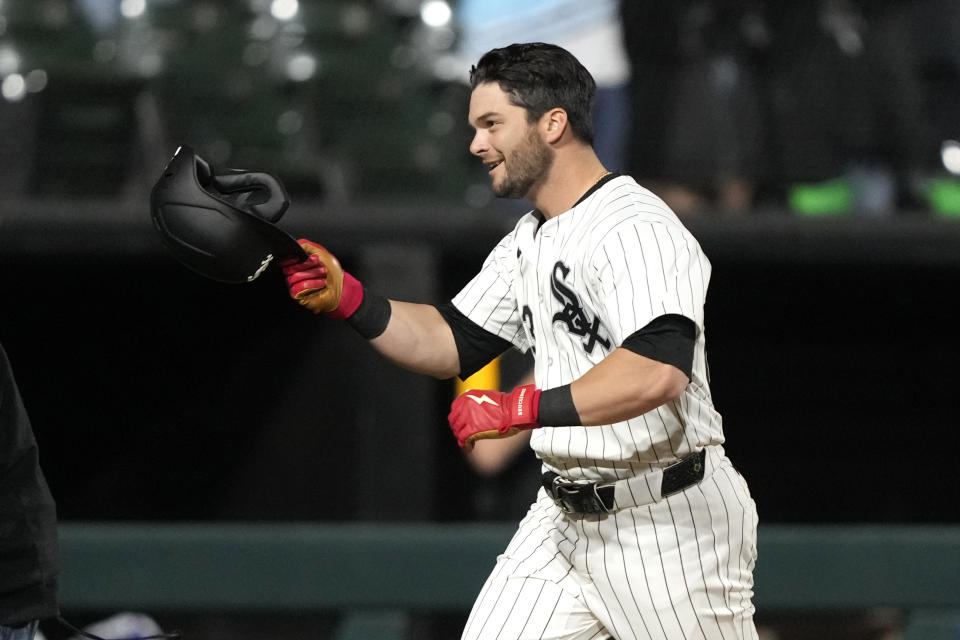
505, 383, 541, 427
325, 271, 363, 319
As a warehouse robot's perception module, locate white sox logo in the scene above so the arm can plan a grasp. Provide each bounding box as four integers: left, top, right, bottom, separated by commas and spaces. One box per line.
551, 261, 611, 354
247, 253, 274, 282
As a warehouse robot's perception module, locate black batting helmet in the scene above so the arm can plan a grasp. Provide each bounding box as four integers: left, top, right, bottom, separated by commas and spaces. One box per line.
150, 145, 306, 283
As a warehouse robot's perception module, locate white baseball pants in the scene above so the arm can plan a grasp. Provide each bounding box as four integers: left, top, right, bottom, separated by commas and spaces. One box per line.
461, 446, 759, 640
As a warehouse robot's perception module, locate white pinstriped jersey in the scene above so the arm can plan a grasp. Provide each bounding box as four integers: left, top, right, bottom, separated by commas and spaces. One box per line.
452, 175, 724, 483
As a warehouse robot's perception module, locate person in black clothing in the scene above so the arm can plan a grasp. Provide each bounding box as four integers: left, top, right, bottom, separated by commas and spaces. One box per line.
0, 342, 58, 640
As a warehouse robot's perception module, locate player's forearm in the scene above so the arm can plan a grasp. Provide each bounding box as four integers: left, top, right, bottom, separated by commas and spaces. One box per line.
568, 347, 689, 425
369, 300, 461, 379
280, 241, 461, 378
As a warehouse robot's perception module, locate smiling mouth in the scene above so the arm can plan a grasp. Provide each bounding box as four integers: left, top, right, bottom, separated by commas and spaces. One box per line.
486, 161, 502, 173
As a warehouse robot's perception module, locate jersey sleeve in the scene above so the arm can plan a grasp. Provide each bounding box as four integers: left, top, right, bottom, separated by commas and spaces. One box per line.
589, 220, 711, 344
451, 233, 531, 353
434, 301, 514, 380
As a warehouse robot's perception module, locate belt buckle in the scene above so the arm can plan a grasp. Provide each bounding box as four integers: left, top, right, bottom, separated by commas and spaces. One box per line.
551, 475, 577, 513
582, 483, 610, 514
552, 476, 609, 515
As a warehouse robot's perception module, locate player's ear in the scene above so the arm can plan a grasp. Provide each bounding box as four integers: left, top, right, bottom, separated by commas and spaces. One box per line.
541, 108, 568, 143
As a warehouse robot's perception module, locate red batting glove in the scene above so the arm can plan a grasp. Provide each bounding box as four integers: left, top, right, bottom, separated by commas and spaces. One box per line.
282, 252, 328, 294
280, 239, 363, 318
448, 384, 542, 451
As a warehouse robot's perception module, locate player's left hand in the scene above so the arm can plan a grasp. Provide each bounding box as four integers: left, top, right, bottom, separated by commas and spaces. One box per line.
280, 239, 363, 318
448, 384, 542, 451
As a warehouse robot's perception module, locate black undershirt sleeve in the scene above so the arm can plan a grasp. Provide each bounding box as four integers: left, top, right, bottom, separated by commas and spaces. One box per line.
434, 302, 514, 380
620, 314, 697, 379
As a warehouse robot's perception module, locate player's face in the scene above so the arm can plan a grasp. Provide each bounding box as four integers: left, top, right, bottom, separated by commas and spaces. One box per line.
468, 82, 554, 199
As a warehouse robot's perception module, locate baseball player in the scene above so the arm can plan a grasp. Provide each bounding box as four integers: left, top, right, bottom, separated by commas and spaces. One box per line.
282, 43, 758, 640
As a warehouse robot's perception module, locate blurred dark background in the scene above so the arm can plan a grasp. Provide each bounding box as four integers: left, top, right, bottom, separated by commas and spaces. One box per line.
0, 0, 959, 529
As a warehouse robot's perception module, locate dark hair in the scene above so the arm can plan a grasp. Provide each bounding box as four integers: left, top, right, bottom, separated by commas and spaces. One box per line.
469, 43, 596, 144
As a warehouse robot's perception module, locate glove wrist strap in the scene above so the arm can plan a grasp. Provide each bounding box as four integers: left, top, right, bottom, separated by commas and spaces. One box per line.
326, 271, 364, 319
538, 384, 581, 427
509, 384, 541, 428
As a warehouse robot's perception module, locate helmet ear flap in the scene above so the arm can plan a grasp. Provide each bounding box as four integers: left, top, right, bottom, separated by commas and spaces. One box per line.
209, 170, 290, 223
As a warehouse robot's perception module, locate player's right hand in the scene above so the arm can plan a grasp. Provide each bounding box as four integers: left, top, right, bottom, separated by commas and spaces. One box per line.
281, 239, 362, 318
448, 384, 542, 452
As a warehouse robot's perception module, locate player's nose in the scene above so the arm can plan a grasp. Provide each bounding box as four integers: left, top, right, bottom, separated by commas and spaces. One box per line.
469, 130, 488, 157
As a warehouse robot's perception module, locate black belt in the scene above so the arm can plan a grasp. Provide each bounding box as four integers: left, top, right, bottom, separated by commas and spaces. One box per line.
542, 449, 707, 514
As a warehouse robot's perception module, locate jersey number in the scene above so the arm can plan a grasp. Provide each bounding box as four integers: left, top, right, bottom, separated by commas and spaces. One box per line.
522, 305, 536, 354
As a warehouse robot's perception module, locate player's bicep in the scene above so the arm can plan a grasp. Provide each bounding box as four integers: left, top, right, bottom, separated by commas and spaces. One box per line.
370, 301, 461, 379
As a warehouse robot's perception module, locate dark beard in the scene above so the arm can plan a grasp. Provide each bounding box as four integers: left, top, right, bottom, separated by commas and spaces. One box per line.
493, 127, 554, 199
